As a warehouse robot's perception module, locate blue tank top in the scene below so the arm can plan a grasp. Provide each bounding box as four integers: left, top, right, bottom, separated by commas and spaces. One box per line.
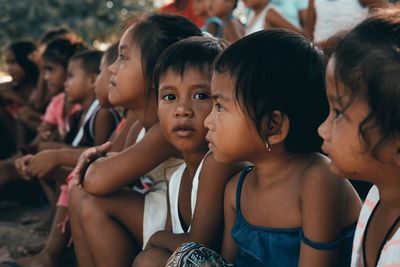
231, 166, 356, 267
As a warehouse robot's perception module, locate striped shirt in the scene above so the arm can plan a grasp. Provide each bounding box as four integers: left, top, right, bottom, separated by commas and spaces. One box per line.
351, 185, 400, 267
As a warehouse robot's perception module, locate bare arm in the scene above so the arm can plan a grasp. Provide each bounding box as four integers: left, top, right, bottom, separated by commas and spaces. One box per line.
265, 8, 312, 39
109, 111, 137, 152
83, 122, 181, 195
93, 108, 117, 146
223, 19, 244, 43
299, 0, 316, 40
221, 174, 240, 263
298, 160, 360, 266
147, 154, 245, 253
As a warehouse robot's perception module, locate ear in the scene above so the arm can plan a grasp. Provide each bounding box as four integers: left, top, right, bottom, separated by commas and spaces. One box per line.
266, 111, 290, 145
87, 73, 98, 89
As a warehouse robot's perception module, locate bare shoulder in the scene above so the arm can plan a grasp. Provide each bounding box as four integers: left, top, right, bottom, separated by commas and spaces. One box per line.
225, 171, 243, 208
300, 153, 349, 201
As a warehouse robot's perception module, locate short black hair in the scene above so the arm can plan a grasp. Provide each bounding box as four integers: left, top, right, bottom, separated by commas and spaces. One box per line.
334, 5, 400, 157
127, 13, 203, 96
154, 36, 226, 96
70, 50, 103, 74
214, 29, 327, 154
42, 38, 87, 69
7, 40, 39, 85
40, 27, 71, 45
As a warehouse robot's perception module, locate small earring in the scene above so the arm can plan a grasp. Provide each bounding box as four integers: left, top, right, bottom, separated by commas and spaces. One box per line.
265, 140, 272, 151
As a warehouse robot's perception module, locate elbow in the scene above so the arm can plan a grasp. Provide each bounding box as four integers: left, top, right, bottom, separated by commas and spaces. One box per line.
83, 163, 110, 196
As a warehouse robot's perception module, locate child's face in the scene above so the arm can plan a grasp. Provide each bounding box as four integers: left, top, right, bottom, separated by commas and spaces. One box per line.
205, 72, 266, 163
318, 59, 381, 179
158, 68, 212, 153
42, 59, 66, 94
64, 59, 93, 103
4, 49, 26, 85
95, 56, 113, 108
108, 26, 146, 110
193, 0, 207, 16
208, 0, 232, 17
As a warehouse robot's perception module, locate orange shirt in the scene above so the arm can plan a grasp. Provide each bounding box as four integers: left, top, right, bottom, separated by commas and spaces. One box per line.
159, 0, 205, 28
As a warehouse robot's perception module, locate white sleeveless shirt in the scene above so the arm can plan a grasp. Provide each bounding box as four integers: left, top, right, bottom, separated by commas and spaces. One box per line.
168, 156, 207, 233
245, 4, 273, 35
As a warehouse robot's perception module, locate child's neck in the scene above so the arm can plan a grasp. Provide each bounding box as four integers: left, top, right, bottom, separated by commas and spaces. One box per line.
79, 94, 96, 113
183, 150, 208, 179
251, 146, 304, 187
376, 171, 400, 209
133, 97, 159, 131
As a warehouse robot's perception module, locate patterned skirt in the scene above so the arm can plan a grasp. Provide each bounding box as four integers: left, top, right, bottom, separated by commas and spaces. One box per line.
166, 242, 234, 267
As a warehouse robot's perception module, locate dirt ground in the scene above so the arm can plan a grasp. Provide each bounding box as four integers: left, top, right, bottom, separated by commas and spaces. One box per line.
0, 200, 48, 261
0, 182, 77, 267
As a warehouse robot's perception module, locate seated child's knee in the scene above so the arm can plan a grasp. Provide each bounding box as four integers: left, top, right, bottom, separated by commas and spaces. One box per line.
132, 249, 162, 267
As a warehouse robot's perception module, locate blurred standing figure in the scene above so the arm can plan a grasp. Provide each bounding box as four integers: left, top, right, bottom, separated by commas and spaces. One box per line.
313, 0, 367, 43
159, 0, 205, 27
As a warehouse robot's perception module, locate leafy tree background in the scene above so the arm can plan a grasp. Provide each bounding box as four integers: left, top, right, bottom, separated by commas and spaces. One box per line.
0, 0, 156, 52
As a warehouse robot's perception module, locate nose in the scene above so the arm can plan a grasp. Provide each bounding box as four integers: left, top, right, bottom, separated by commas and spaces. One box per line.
108, 61, 116, 75
204, 108, 214, 130
175, 100, 194, 117
318, 117, 330, 141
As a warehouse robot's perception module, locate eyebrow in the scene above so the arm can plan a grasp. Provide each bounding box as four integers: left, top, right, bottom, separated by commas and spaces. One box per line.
212, 93, 230, 102
158, 83, 211, 92
327, 93, 345, 104
119, 45, 127, 53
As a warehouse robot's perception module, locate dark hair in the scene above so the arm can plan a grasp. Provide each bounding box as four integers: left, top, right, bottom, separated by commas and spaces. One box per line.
127, 13, 202, 95
42, 38, 87, 70
154, 37, 226, 95
214, 29, 327, 154
104, 42, 119, 66
70, 50, 103, 74
334, 5, 400, 157
7, 40, 39, 85
40, 27, 71, 45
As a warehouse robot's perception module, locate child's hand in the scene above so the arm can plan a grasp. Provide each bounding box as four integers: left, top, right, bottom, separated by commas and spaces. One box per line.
24, 150, 59, 178
39, 131, 53, 141
74, 142, 112, 187
14, 155, 33, 180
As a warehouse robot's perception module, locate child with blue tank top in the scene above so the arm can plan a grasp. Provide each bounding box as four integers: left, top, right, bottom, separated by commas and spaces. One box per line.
132, 36, 246, 267
167, 29, 362, 267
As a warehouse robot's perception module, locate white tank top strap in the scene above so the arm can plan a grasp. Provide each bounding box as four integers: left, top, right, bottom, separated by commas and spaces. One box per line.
169, 163, 187, 234
169, 152, 209, 234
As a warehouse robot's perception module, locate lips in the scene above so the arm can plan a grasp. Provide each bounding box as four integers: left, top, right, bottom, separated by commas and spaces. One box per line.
109, 78, 116, 87
205, 134, 215, 148
172, 124, 195, 137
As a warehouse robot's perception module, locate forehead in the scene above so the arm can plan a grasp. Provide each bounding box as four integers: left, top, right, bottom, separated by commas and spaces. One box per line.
326, 58, 347, 96
211, 72, 235, 94
68, 58, 83, 70
161, 66, 210, 81
119, 25, 135, 51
